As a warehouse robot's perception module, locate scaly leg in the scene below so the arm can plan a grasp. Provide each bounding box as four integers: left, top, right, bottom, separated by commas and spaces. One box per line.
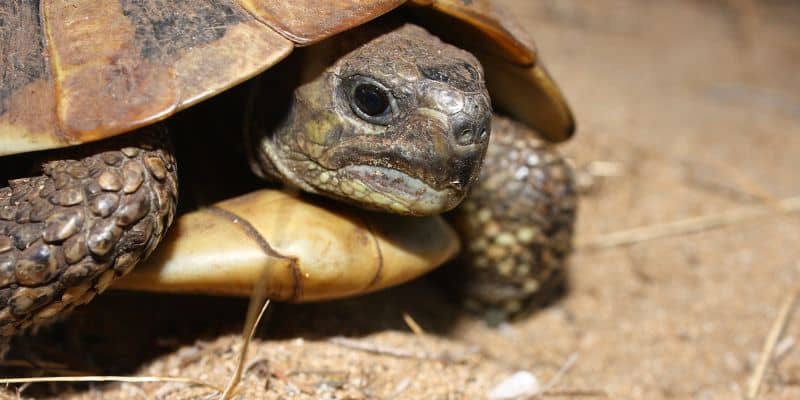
446, 115, 577, 323
0, 126, 178, 354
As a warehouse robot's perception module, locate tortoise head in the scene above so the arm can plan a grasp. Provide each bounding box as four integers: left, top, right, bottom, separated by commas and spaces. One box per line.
253, 24, 491, 215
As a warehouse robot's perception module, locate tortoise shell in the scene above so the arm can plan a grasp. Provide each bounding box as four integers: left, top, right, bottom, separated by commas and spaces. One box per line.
0, 0, 573, 157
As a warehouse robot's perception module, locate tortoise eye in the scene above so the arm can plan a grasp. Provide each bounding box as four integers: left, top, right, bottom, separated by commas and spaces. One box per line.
345, 77, 396, 124
353, 83, 390, 117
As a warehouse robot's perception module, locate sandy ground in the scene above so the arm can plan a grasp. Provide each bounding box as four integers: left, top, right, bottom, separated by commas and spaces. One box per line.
2, 1, 800, 399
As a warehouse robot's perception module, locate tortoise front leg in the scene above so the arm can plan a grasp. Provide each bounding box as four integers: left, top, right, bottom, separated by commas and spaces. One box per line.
446, 115, 577, 323
0, 126, 177, 354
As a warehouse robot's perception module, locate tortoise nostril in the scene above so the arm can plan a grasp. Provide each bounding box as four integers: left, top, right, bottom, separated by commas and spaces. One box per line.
453, 116, 491, 147
478, 128, 488, 142
457, 128, 474, 146
453, 118, 486, 147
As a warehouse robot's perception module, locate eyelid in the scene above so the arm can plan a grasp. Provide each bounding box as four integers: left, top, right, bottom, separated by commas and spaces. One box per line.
346, 75, 398, 125
349, 75, 392, 98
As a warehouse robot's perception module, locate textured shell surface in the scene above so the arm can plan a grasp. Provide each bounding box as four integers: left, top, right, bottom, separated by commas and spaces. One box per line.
0, 0, 570, 156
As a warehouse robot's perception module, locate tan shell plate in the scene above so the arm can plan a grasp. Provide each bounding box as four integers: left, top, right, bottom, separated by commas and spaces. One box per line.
114, 190, 459, 301
1, 0, 573, 157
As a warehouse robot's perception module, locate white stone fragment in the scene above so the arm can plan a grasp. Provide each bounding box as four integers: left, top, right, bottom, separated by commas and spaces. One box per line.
488, 370, 541, 400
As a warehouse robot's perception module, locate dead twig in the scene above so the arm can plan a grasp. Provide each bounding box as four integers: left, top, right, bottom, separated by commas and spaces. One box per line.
747, 286, 800, 399
541, 389, 609, 398
0, 358, 93, 376
0, 375, 223, 392
682, 161, 770, 204
402, 312, 425, 335
577, 195, 800, 251
1, 216, 276, 399
0, 359, 69, 370
329, 337, 474, 363
388, 377, 413, 399
219, 299, 270, 399
219, 229, 279, 400
329, 337, 425, 359
538, 353, 578, 396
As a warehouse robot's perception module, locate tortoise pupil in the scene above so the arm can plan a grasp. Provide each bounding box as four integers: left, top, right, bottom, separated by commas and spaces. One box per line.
354, 84, 390, 117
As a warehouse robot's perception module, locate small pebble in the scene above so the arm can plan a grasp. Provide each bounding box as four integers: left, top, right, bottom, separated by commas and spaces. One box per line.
488, 370, 541, 400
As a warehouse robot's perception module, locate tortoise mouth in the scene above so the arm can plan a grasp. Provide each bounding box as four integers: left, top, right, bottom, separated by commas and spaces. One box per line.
318, 165, 461, 215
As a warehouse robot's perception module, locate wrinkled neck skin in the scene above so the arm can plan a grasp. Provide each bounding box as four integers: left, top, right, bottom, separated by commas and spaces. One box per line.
252, 25, 492, 216
256, 77, 340, 195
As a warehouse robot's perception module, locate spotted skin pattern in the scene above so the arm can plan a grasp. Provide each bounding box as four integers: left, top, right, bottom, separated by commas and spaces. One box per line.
0, 126, 177, 354
447, 115, 577, 322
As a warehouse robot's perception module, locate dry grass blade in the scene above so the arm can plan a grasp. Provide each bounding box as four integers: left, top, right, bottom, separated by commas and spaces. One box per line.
0, 359, 68, 369
746, 287, 799, 399
537, 353, 578, 396
540, 390, 609, 398
219, 269, 273, 399
329, 336, 474, 363
0, 359, 81, 374
0, 274, 272, 400
577, 195, 800, 251
0, 375, 224, 392
329, 337, 422, 359
402, 312, 425, 335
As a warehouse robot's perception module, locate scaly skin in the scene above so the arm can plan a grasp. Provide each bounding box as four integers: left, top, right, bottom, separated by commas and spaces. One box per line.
251, 24, 491, 216
447, 115, 576, 322
250, 24, 577, 320
0, 24, 570, 355
0, 126, 177, 354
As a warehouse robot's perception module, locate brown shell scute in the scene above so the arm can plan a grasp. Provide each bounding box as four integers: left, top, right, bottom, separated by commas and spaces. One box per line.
239, 0, 406, 44
426, 0, 537, 66
0, 126, 177, 353
0, 0, 296, 155
2, 0, 571, 155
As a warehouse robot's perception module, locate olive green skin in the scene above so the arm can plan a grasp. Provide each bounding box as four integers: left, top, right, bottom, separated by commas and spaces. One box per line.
252, 25, 492, 216
250, 25, 576, 320
0, 24, 575, 354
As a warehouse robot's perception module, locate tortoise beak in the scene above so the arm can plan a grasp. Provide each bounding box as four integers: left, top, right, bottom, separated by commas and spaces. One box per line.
384, 107, 489, 194
317, 103, 490, 215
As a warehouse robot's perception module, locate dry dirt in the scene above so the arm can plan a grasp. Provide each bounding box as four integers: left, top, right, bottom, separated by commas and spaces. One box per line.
3, 1, 800, 399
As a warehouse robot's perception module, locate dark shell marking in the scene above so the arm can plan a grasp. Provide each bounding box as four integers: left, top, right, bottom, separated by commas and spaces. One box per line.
0, 126, 177, 353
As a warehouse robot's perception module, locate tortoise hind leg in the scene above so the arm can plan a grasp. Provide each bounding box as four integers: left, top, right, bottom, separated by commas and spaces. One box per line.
0, 126, 177, 355
445, 115, 577, 323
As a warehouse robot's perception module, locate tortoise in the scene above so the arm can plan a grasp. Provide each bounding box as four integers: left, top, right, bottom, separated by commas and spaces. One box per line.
0, 0, 577, 352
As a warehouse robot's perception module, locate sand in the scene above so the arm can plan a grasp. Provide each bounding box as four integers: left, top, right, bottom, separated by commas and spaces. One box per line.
2, 1, 799, 399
